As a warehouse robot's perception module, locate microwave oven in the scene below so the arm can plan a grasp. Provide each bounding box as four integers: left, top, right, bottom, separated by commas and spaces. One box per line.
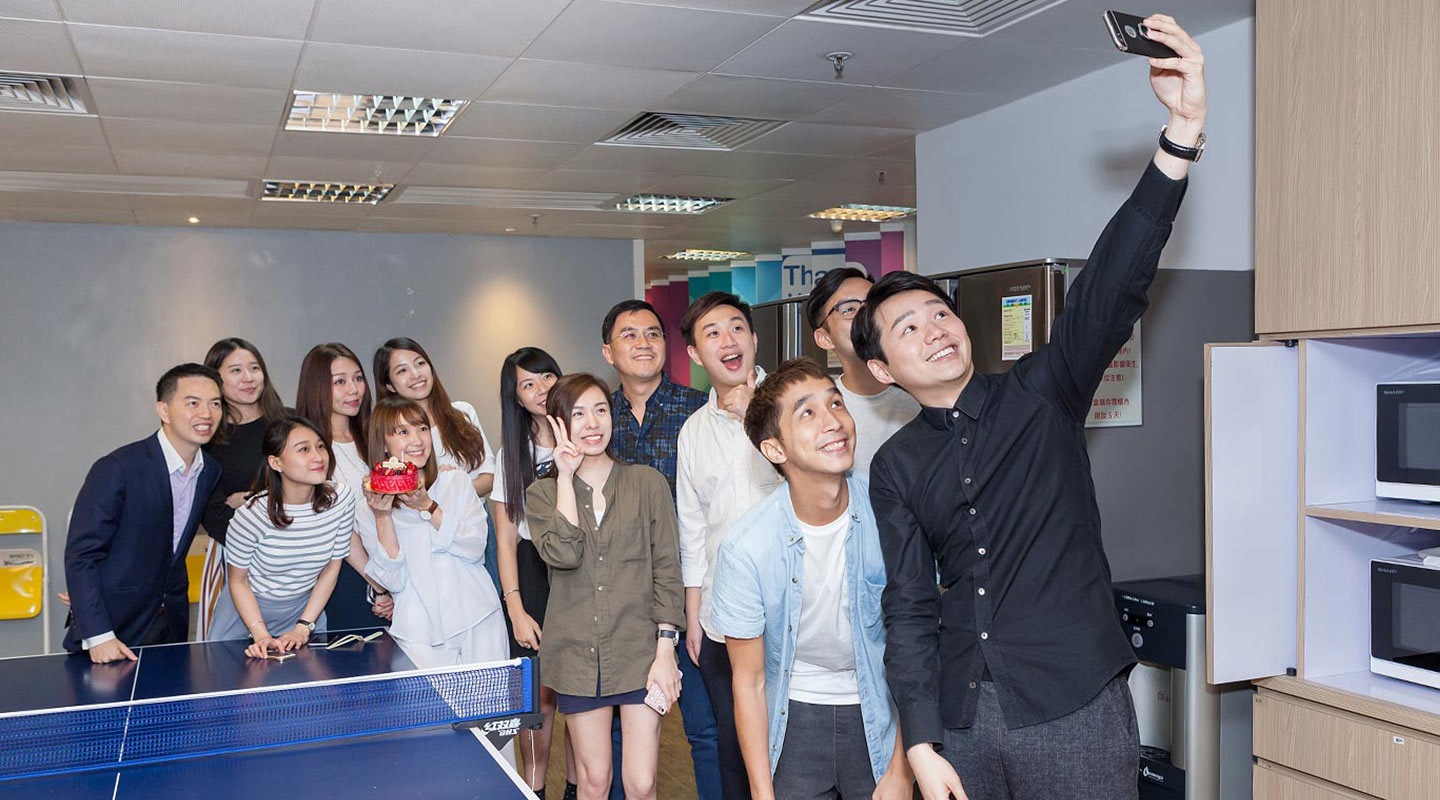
1372, 555, 1440, 689
1376, 382, 1440, 502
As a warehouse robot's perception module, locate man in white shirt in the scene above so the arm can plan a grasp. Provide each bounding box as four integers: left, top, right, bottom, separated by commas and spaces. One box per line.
805, 268, 920, 474
676, 291, 782, 800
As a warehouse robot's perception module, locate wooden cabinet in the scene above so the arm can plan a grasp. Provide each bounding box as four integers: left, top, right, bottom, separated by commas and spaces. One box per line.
1254, 762, 1370, 800
1254, 0, 1440, 336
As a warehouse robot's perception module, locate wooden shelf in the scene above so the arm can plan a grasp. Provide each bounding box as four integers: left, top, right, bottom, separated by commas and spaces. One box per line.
1258, 672, 1440, 739
1305, 500, 1440, 532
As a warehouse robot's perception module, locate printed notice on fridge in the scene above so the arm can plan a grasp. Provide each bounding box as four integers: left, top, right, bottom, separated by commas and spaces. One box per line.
1087, 322, 1142, 428
1000, 295, 1033, 361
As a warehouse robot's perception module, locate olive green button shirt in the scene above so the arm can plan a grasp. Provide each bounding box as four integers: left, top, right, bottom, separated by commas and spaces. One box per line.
526, 462, 685, 697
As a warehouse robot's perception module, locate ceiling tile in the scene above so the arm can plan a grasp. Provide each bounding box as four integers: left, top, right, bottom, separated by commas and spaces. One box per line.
309, 0, 569, 58
112, 150, 269, 178
102, 117, 278, 156
557, 143, 720, 173
752, 178, 914, 207
3, 205, 135, 224
715, 18, 966, 85
252, 199, 375, 218
0, 189, 132, 209
642, 174, 791, 199
0, 143, 115, 172
865, 139, 914, 162
129, 196, 255, 227
422, 137, 585, 169
443, 102, 632, 143
58, 0, 317, 39
249, 214, 362, 231
0, 0, 60, 21
0, 111, 107, 147
404, 163, 548, 189
685, 150, 843, 180
482, 59, 699, 110
739, 122, 913, 157
0, 18, 80, 73
802, 87, 1008, 130
87, 78, 288, 124
269, 129, 437, 161
67, 24, 303, 88
264, 155, 419, 183
613, 0, 815, 16
656, 74, 862, 120
526, 168, 671, 195
882, 35, 1123, 96
293, 43, 512, 99
805, 156, 915, 188
558, 222, 667, 238
525, 1, 779, 72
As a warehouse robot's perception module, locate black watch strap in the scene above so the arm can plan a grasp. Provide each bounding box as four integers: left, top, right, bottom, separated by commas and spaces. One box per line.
1158, 125, 1205, 162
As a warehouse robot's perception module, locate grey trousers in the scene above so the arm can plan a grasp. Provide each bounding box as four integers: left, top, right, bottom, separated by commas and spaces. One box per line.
772, 701, 877, 800
941, 675, 1139, 800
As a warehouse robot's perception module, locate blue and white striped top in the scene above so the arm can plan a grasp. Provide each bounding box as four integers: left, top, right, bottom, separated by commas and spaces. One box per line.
225, 482, 355, 600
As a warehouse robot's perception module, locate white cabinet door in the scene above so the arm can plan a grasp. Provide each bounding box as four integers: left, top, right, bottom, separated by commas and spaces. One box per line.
1205, 342, 1300, 684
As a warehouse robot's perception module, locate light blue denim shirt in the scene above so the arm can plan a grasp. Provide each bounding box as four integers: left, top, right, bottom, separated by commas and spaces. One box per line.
708, 474, 896, 780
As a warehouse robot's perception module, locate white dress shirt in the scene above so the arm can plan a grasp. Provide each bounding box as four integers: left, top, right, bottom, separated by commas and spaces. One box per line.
676, 367, 782, 643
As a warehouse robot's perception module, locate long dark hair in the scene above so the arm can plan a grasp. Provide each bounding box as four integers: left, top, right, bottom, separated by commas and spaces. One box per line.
204, 337, 287, 444
296, 343, 371, 466
247, 416, 337, 529
368, 397, 440, 491
546, 373, 615, 460
373, 338, 486, 471
498, 348, 563, 523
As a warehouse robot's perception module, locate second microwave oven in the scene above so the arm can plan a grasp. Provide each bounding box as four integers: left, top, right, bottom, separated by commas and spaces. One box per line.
1376, 382, 1440, 502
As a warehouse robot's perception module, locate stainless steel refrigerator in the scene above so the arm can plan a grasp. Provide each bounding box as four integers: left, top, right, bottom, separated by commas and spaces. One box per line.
752, 297, 835, 376
932, 258, 1079, 374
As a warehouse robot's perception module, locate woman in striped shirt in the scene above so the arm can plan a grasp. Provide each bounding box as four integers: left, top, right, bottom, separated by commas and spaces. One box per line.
208, 416, 356, 658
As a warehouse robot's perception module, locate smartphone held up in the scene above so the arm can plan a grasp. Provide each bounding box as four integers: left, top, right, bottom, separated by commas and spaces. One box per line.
1103, 10, 1179, 59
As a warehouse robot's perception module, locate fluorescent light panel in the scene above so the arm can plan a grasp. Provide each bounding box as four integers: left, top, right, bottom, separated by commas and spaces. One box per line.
0, 170, 248, 198
262, 181, 394, 204
286, 92, 467, 137
808, 203, 916, 222
617, 194, 731, 214
665, 249, 750, 261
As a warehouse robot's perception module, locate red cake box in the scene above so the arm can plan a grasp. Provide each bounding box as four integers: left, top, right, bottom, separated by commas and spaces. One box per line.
369, 457, 419, 494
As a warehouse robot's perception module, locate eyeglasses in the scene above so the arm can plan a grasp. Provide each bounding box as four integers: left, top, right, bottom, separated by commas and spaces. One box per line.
825, 300, 863, 321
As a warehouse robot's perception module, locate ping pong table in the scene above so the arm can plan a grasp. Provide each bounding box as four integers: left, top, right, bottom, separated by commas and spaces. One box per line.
0, 629, 540, 799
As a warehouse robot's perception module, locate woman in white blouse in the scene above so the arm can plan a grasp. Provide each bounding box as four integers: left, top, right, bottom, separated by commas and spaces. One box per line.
209, 417, 356, 658
357, 396, 506, 668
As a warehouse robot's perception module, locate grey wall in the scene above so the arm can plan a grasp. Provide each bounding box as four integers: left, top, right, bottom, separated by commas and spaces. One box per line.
0, 221, 636, 656
914, 17, 1257, 581
1085, 269, 1254, 581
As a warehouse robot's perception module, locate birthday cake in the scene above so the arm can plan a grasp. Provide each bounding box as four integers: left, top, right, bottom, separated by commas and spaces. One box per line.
369, 457, 419, 494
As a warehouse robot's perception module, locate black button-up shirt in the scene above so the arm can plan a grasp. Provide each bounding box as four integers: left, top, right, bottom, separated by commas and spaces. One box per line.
870, 163, 1187, 750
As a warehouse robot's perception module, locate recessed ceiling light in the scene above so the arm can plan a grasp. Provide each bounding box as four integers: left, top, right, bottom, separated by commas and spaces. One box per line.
664, 249, 750, 261
187, 216, 199, 224
262, 180, 394, 204
504, 227, 517, 232
616, 194, 731, 215
808, 203, 916, 223
286, 92, 467, 137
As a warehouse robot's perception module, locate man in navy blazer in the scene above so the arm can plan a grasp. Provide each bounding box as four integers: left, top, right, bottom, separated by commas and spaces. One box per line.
64, 363, 225, 662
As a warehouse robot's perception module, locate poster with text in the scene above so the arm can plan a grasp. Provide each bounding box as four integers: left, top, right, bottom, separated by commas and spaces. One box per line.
1086, 322, 1141, 428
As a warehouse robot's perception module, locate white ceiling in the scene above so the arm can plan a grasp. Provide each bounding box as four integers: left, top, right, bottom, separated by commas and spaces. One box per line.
0, 0, 1253, 278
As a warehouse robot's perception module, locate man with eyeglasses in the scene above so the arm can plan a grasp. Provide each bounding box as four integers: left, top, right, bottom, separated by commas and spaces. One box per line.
805, 268, 920, 474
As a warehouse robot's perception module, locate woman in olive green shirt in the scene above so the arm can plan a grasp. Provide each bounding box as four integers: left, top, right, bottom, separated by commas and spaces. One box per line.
526, 373, 684, 800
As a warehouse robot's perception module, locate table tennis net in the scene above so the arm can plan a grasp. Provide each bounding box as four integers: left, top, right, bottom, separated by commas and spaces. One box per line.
0, 658, 534, 782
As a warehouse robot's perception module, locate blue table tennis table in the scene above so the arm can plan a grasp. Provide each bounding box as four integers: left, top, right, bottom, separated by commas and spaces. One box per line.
0, 629, 540, 799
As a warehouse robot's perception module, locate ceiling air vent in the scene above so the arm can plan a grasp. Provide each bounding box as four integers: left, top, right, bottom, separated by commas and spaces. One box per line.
0, 73, 93, 115
600, 112, 785, 151
799, 0, 1068, 37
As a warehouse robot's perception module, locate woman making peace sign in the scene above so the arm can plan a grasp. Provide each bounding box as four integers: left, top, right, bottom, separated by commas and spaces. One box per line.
525, 374, 683, 800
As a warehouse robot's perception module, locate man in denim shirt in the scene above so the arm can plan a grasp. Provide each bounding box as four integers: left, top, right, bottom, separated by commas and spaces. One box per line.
709, 359, 912, 800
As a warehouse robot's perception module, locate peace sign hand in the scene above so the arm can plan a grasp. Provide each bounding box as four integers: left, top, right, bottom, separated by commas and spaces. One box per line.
546, 415, 583, 479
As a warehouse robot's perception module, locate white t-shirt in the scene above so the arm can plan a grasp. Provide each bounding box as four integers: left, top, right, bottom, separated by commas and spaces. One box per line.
225, 483, 356, 600
837, 379, 920, 475
490, 442, 555, 541
433, 400, 497, 482
331, 439, 372, 530
789, 508, 859, 705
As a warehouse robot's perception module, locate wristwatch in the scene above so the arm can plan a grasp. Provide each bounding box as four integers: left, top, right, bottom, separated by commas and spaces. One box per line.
419, 499, 440, 520
1158, 125, 1205, 162
296, 618, 316, 632
657, 629, 680, 647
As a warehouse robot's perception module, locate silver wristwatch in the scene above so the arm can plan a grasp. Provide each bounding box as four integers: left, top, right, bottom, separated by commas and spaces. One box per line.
657, 629, 680, 646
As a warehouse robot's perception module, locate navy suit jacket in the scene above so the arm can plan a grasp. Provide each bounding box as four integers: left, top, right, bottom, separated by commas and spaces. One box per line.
63, 434, 221, 651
